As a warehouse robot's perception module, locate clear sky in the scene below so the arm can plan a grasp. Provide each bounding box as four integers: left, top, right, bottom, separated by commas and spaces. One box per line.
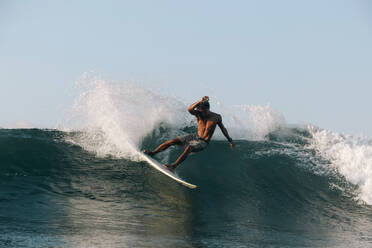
1, 0, 371, 136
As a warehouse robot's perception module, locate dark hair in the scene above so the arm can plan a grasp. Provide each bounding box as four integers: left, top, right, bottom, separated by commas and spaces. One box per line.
199, 101, 210, 110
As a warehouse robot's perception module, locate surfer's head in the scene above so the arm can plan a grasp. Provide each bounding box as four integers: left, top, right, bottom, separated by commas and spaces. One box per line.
198, 101, 210, 112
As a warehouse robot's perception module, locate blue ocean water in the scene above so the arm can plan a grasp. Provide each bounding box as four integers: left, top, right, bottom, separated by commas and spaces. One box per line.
0, 128, 371, 248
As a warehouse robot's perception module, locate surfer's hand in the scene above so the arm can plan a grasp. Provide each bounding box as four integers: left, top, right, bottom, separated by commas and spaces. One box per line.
229, 141, 235, 149
201, 96, 209, 102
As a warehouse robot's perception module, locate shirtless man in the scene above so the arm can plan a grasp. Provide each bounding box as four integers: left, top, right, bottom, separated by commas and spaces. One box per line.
144, 96, 235, 171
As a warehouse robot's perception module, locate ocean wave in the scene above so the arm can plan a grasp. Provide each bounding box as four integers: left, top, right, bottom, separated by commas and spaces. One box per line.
51, 74, 372, 205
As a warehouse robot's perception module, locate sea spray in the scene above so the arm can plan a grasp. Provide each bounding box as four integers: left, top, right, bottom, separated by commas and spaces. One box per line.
309, 127, 372, 204
60, 74, 190, 160
218, 104, 286, 140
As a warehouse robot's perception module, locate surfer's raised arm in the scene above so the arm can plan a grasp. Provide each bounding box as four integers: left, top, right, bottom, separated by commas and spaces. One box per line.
217, 117, 235, 148
188, 96, 209, 115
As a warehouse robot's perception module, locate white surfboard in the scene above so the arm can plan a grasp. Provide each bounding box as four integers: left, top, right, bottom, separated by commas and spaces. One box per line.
140, 152, 197, 189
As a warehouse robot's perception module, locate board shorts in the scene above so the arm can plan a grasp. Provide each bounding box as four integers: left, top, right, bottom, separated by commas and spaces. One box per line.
177, 134, 209, 152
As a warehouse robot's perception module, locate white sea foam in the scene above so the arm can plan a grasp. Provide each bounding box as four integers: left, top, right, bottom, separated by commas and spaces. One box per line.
59, 74, 190, 160
59, 73, 286, 159
309, 126, 372, 204
216, 104, 286, 140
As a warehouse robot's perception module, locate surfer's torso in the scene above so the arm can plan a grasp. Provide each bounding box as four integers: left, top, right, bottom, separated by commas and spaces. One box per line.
195, 111, 221, 142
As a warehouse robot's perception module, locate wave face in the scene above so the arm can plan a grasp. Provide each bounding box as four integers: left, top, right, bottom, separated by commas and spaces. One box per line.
1, 77, 372, 247
1, 127, 372, 247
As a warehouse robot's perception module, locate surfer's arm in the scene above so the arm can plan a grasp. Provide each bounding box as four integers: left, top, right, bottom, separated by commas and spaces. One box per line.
217, 118, 235, 148
188, 98, 207, 115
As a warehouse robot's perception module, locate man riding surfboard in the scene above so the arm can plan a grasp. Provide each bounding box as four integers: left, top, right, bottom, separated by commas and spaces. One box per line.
144, 96, 235, 170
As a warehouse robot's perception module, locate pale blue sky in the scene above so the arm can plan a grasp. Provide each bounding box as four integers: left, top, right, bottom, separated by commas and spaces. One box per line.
1, 0, 371, 135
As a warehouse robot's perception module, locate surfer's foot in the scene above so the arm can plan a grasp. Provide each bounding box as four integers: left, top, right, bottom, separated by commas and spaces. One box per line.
143, 149, 155, 156
164, 164, 175, 171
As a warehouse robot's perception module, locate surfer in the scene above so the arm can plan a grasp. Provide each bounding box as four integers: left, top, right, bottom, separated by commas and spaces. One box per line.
144, 96, 235, 170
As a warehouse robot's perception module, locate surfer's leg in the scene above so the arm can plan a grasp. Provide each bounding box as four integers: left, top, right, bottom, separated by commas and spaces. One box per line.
147, 138, 182, 155
168, 145, 193, 170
